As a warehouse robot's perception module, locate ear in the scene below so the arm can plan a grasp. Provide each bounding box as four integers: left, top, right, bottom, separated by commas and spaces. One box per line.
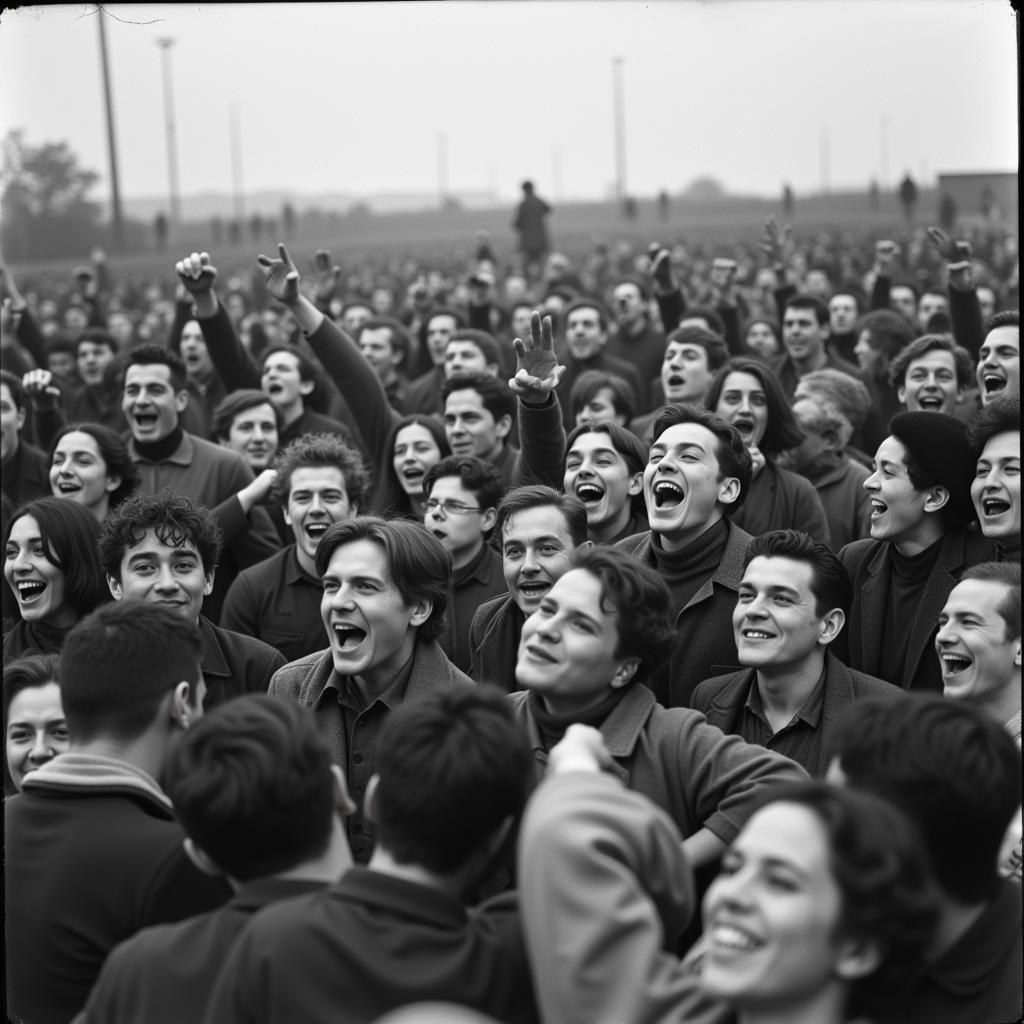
330, 764, 357, 816
202, 567, 215, 596
480, 506, 498, 533
897, 384, 907, 406
364, 774, 380, 823
576, 539, 595, 555
106, 574, 123, 600
299, 378, 315, 397
1014, 639, 1021, 668
610, 657, 640, 690
15, 405, 26, 431
104, 474, 123, 494
174, 389, 189, 413
821, 429, 840, 454
717, 475, 742, 507
818, 608, 846, 646
408, 596, 432, 629
494, 414, 513, 441
169, 681, 194, 730
183, 837, 224, 878
923, 485, 950, 514
627, 472, 643, 496
834, 936, 882, 981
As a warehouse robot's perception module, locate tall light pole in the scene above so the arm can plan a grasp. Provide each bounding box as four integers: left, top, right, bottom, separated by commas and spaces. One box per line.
96, 8, 123, 250
157, 37, 181, 226
437, 132, 449, 208
612, 57, 626, 206
230, 103, 245, 225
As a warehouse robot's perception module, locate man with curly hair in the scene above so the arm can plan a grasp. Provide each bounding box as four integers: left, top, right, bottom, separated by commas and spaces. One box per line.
221, 433, 370, 662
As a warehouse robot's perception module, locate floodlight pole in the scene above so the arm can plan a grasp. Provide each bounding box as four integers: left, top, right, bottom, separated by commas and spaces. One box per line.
97, 8, 124, 250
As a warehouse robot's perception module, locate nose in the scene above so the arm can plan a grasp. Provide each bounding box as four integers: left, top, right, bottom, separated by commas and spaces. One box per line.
154, 564, 178, 593
863, 469, 879, 492
28, 731, 53, 765
521, 547, 541, 574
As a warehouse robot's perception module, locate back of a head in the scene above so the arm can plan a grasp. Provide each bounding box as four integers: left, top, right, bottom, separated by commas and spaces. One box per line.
164, 695, 338, 881
371, 686, 533, 875
832, 694, 1021, 903
59, 601, 202, 744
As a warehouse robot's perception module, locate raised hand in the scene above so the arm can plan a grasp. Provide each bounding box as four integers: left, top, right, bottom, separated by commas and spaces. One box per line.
256, 243, 301, 306
758, 216, 792, 266
509, 311, 564, 399
21, 368, 61, 409
926, 226, 972, 263
175, 251, 218, 296
709, 257, 738, 306
874, 239, 900, 271
648, 245, 678, 294
312, 250, 341, 304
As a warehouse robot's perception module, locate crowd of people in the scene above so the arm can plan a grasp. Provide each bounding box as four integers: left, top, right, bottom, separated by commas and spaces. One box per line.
1, 201, 1021, 1024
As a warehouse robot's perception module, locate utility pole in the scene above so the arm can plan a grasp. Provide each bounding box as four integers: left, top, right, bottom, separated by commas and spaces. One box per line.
437, 132, 449, 208
157, 38, 182, 226
96, 8, 124, 250
612, 57, 626, 205
230, 103, 245, 223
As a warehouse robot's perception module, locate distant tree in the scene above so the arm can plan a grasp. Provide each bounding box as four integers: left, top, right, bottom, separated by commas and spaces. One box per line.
0, 130, 102, 259
683, 176, 726, 200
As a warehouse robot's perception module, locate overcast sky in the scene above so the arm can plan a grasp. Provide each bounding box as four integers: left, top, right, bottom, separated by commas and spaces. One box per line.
1, 2, 1018, 204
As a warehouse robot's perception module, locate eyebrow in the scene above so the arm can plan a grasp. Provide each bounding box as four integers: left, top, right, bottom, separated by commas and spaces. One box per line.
651, 442, 708, 456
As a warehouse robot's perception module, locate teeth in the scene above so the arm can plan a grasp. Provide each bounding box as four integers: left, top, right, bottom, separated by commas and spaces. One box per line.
332, 624, 366, 650
16, 581, 45, 599
743, 630, 773, 639
711, 924, 760, 951
870, 499, 886, 510
984, 375, 1006, 393
941, 654, 972, 673
576, 484, 604, 503
306, 523, 328, 534
519, 582, 549, 593
982, 499, 1011, 515
653, 481, 685, 508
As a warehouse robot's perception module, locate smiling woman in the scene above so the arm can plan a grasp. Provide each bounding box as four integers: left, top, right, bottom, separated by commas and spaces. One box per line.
2, 497, 110, 660
48, 423, 139, 522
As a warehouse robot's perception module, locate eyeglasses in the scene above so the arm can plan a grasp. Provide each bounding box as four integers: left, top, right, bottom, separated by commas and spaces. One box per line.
424, 498, 483, 516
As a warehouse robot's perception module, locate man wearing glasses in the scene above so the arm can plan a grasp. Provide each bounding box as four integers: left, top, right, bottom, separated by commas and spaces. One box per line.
421, 456, 507, 673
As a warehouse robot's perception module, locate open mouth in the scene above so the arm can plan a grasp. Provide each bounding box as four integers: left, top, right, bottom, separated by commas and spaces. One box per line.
708, 922, 763, 953
517, 580, 550, 601
575, 483, 605, 505
733, 418, 756, 438
940, 653, 972, 675
16, 580, 46, 603
266, 382, 285, 397
742, 629, 775, 640
982, 497, 1012, 517
133, 412, 158, 429
332, 623, 367, 651
305, 522, 330, 542
917, 395, 944, 411
55, 481, 82, 494
401, 466, 425, 483
869, 498, 887, 519
652, 480, 685, 509
982, 374, 1006, 395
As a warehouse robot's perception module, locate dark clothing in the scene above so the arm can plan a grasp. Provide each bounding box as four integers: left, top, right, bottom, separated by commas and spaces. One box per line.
469, 593, 526, 692
805, 456, 872, 551
3, 617, 73, 660
605, 321, 667, 396
513, 192, 552, 258
616, 521, 753, 708
5, 754, 229, 1024
221, 545, 327, 663
441, 542, 507, 674
509, 683, 807, 845
555, 349, 647, 426
268, 641, 472, 863
838, 529, 995, 690
403, 364, 446, 418
1, 438, 50, 508
198, 616, 286, 709
73, 878, 325, 1024
730, 460, 832, 548
877, 878, 1022, 1024
690, 652, 901, 777
769, 349, 865, 401
203, 868, 537, 1024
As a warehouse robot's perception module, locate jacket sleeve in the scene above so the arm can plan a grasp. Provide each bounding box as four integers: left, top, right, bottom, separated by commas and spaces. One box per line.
655, 288, 686, 333
870, 273, 890, 312
672, 711, 808, 844
789, 472, 832, 548
217, 461, 281, 567
14, 306, 47, 366
948, 284, 985, 359
514, 393, 567, 489
518, 771, 730, 1024
199, 304, 262, 391
303, 315, 399, 471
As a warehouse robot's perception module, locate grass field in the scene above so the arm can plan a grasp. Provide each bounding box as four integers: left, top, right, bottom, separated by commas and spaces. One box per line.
10, 187, 949, 284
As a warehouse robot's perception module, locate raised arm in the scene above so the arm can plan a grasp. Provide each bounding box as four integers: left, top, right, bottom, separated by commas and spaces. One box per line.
926, 227, 985, 357
759, 216, 795, 318
649, 245, 687, 332
869, 239, 898, 311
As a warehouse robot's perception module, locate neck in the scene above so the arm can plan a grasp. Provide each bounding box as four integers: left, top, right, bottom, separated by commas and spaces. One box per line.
589, 502, 634, 545
737, 986, 849, 1024
294, 543, 318, 577
368, 846, 464, 898
756, 651, 826, 732
805, 450, 844, 482
791, 349, 827, 374
357, 636, 416, 697
968, 678, 1021, 728
277, 397, 304, 427
70, 734, 167, 785
271, 816, 353, 886
451, 537, 484, 571
2, 437, 19, 462
89, 495, 111, 522
658, 511, 724, 554
893, 518, 946, 557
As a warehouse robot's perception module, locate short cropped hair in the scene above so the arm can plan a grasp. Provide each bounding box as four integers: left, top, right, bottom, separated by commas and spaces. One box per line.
564, 421, 648, 479
569, 370, 637, 423
495, 485, 589, 548
888, 334, 974, 390
441, 371, 517, 429
796, 369, 873, 432
211, 389, 282, 443
679, 305, 726, 338
984, 309, 1019, 333
784, 293, 829, 326
650, 405, 752, 513
372, 686, 534, 874
422, 456, 505, 512
49, 423, 139, 509
357, 316, 412, 365
448, 329, 503, 370
6, 497, 109, 617
427, 307, 466, 330
314, 516, 450, 644
164, 695, 338, 881
270, 433, 371, 512
611, 275, 650, 302
569, 546, 674, 684
665, 325, 730, 372
99, 490, 223, 578
60, 601, 203, 743
856, 309, 915, 362
704, 357, 805, 458
45, 334, 78, 359
967, 394, 1020, 456
124, 344, 188, 392
563, 297, 610, 333
76, 327, 118, 355
747, 782, 938, 1019
3, 652, 60, 717
744, 529, 852, 617
960, 562, 1021, 641
831, 695, 1021, 904
792, 393, 853, 450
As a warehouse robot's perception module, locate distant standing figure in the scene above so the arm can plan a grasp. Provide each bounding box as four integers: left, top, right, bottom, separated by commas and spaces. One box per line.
868, 179, 880, 211
154, 212, 169, 251
899, 173, 918, 223
782, 183, 795, 219
657, 189, 670, 221
513, 180, 551, 281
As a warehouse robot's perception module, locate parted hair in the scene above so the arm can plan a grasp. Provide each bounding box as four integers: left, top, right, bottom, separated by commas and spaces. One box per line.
372, 686, 533, 874
887, 334, 974, 390
164, 695, 338, 881
569, 369, 637, 423
441, 371, 517, 429
744, 529, 853, 617
422, 456, 506, 512
48, 423, 140, 510
211, 389, 282, 443
495, 485, 589, 548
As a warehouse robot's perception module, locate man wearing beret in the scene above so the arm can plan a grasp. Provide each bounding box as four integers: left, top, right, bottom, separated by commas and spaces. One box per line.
837, 412, 994, 691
